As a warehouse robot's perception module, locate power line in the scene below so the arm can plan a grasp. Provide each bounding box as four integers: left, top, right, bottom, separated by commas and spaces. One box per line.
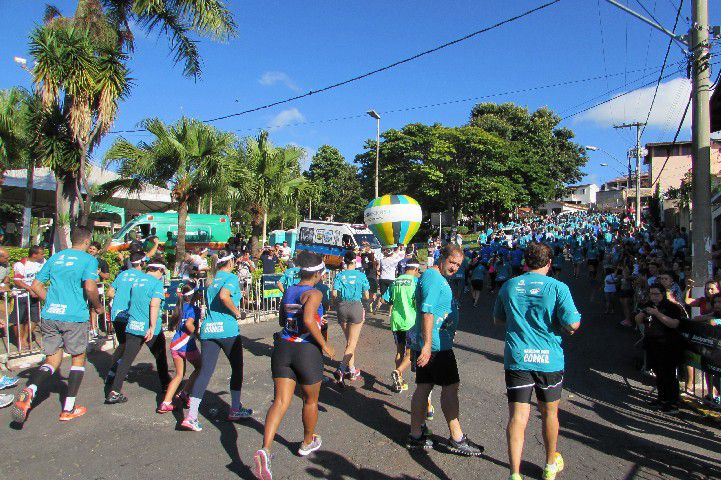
640, 0, 684, 137
109, 63, 684, 136
650, 91, 692, 187
199, 0, 562, 124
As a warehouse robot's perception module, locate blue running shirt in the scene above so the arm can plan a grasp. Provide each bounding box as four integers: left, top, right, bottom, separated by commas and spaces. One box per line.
408, 268, 457, 352
110, 269, 142, 322
126, 272, 166, 336
333, 269, 370, 302
36, 249, 99, 323
202, 270, 242, 339
493, 272, 581, 372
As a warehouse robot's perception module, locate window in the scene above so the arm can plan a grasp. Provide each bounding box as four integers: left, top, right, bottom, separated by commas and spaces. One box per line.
580, 188, 586, 194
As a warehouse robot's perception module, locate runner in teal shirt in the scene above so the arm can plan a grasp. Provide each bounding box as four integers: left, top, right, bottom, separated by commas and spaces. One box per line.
109, 267, 142, 321
202, 270, 242, 339
126, 271, 166, 337
333, 269, 370, 302
35, 249, 99, 322
277, 266, 301, 293
409, 267, 458, 352
493, 272, 581, 372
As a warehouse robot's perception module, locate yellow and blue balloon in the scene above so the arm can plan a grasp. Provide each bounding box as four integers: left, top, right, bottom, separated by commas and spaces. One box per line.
364, 195, 422, 247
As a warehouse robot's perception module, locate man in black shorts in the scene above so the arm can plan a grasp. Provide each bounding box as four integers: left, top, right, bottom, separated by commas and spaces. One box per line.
406, 244, 483, 456
493, 242, 581, 480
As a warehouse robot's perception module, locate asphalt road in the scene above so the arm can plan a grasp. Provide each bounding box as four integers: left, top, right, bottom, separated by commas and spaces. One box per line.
1, 270, 721, 480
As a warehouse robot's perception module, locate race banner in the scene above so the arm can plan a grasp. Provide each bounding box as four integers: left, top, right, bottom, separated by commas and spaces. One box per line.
679, 321, 721, 375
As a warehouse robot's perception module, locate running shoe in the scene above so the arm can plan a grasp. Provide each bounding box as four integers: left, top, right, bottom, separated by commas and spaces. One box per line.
0, 393, 13, 408
228, 406, 254, 421
180, 417, 203, 432
254, 448, 273, 480
298, 434, 322, 457
660, 404, 679, 415
391, 370, 403, 393
447, 434, 484, 457
400, 382, 409, 391
333, 368, 344, 383
426, 404, 435, 421
542, 452, 565, 480
157, 402, 175, 413
405, 430, 433, 450
105, 391, 128, 404
345, 368, 361, 381
0, 375, 20, 390
11, 387, 34, 424
59, 406, 87, 421
508, 474, 523, 480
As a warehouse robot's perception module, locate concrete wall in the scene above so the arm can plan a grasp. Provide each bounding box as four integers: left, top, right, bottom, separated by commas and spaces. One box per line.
647, 142, 721, 193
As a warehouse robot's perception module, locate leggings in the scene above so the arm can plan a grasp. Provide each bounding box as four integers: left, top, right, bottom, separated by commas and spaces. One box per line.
190, 336, 244, 399
110, 333, 170, 393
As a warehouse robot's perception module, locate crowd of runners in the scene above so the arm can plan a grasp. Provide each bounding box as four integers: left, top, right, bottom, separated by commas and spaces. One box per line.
0, 207, 719, 480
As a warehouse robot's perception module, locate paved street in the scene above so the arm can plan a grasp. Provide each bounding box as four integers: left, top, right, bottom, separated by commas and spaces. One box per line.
2, 271, 721, 480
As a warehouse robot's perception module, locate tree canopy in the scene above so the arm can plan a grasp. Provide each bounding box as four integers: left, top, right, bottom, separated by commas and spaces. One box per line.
305, 145, 365, 222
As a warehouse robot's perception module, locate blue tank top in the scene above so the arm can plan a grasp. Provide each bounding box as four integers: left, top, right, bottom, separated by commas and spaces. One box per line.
279, 284, 324, 344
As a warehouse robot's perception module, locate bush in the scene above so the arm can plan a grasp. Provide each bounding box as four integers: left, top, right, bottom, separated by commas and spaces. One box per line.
457, 226, 469, 235
3, 246, 122, 284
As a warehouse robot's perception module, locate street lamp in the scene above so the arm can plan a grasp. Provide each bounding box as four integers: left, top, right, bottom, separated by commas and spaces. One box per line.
586, 145, 631, 190
367, 110, 380, 198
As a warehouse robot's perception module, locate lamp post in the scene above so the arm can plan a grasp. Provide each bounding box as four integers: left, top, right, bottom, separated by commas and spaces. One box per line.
586, 145, 631, 190
367, 110, 381, 198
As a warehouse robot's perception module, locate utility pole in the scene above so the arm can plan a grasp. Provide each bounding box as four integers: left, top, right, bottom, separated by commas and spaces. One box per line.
614, 122, 646, 227
605, 0, 716, 283
691, 0, 712, 282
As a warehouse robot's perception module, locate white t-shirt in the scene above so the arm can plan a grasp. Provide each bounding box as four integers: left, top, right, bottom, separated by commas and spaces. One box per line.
379, 255, 401, 281
604, 273, 617, 293
13, 258, 45, 286
280, 246, 292, 261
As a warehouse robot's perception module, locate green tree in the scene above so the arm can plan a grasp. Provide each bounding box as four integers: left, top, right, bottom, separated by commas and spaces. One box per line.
27, 0, 236, 246
231, 131, 307, 257
305, 145, 365, 222
469, 102, 587, 199
0, 88, 36, 247
102, 117, 236, 262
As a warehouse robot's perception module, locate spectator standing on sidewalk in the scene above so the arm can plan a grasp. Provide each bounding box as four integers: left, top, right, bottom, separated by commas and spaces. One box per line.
12, 245, 45, 351
494, 242, 581, 480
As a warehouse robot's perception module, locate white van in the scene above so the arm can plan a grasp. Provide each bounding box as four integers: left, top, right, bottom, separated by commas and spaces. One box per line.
295, 221, 381, 268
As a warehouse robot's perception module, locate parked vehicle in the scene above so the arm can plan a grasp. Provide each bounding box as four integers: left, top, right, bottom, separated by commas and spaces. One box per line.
108, 213, 231, 252
295, 221, 381, 268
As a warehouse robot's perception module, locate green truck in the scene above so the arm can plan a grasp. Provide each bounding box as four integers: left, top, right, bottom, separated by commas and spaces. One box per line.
108, 213, 232, 252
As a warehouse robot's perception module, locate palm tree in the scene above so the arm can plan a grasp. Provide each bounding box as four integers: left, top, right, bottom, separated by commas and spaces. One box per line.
231, 131, 308, 257
0, 88, 35, 246
28, 0, 236, 240
102, 117, 236, 263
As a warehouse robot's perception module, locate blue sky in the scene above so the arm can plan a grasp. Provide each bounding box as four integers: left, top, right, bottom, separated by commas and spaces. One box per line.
1, 0, 718, 187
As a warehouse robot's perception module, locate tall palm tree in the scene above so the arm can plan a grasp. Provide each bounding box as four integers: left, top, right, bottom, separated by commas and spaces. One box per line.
28, 0, 237, 239
231, 131, 307, 257
102, 117, 236, 262
0, 88, 35, 246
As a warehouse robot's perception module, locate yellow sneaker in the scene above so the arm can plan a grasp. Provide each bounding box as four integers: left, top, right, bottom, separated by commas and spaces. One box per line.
508, 473, 523, 480
542, 452, 564, 480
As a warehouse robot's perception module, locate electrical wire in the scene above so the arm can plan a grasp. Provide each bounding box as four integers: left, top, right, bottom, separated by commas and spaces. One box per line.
108, 62, 685, 136
640, 0, 684, 137
200, 0, 561, 124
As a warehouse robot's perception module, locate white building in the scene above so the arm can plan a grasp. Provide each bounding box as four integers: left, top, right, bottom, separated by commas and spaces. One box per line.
560, 183, 599, 206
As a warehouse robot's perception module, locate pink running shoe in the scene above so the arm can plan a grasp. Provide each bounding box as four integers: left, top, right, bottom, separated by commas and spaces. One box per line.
157, 402, 175, 414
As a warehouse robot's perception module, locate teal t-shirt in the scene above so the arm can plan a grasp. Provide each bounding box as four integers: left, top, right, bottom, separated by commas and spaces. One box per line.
279, 267, 301, 289
126, 272, 166, 337
333, 269, 370, 302
36, 249, 99, 323
110, 268, 142, 322
202, 270, 241, 339
409, 268, 457, 352
493, 272, 581, 372
471, 264, 486, 281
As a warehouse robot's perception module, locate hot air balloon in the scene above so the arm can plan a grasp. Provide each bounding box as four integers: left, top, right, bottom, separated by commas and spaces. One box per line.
364, 195, 422, 247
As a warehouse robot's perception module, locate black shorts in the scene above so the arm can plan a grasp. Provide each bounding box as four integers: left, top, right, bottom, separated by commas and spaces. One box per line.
392, 330, 409, 347
470, 279, 484, 291
411, 349, 460, 386
379, 279, 393, 296
366, 275, 378, 294
271, 335, 323, 385
505, 369, 564, 403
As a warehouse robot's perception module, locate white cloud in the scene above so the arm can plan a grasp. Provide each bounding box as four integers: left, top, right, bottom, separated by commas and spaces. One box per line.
258, 71, 299, 91
268, 108, 305, 130
576, 77, 695, 130
288, 142, 316, 171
